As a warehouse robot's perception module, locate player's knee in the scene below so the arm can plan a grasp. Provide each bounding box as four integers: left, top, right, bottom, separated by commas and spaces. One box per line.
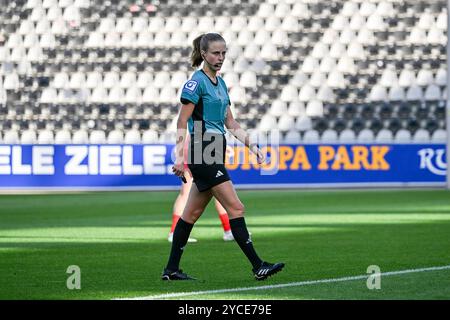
230, 202, 245, 217
186, 208, 204, 222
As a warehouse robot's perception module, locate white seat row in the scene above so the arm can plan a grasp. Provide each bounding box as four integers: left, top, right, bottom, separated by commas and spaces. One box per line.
379, 67, 446, 88
259, 114, 319, 132
51, 70, 189, 90
39, 86, 183, 104
293, 128, 446, 144
35, 84, 331, 105
26, 0, 90, 9
1, 127, 445, 145
1, 129, 166, 144
369, 84, 445, 101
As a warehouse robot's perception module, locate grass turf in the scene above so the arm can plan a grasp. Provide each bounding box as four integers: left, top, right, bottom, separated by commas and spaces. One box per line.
0, 189, 449, 299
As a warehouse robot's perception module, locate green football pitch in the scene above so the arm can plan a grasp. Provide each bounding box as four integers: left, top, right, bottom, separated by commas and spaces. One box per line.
1, 189, 450, 300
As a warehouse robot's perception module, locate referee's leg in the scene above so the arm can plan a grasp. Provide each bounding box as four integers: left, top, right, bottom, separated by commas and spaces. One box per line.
211, 181, 263, 270
181, 182, 213, 223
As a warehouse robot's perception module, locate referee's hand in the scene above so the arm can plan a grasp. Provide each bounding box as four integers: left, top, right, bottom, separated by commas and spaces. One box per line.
256, 148, 266, 165
172, 163, 186, 183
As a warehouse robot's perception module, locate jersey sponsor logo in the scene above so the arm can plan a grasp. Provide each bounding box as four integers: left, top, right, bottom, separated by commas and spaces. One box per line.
183, 80, 198, 93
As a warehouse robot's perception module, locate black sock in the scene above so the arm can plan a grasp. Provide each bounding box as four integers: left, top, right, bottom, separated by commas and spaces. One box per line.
166, 218, 194, 271
230, 217, 263, 270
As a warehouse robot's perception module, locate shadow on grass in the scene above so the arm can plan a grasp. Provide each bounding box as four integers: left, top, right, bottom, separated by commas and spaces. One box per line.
1, 218, 450, 299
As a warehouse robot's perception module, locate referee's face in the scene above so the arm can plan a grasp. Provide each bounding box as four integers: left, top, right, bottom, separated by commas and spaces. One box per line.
203, 41, 227, 72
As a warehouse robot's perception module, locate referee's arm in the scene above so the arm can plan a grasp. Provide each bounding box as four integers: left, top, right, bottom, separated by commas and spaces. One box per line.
225, 106, 264, 163
172, 103, 194, 178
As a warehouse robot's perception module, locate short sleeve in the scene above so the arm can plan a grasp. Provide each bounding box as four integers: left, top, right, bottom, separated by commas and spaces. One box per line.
220, 77, 231, 106
180, 79, 201, 104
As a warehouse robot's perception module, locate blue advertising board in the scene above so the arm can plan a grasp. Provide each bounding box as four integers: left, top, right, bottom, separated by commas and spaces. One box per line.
0, 144, 446, 190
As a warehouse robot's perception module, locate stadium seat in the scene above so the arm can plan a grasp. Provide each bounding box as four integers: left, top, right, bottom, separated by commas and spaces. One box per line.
3, 73, 20, 90
380, 67, 399, 88
394, 129, 412, 143
412, 128, 431, 143
215, 16, 231, 32
283, 130, 301, 144
337, 55, 356, 74
436, 11, 447, 30
342, 1, 358, 17
257, 2, 274, 18
431, 129, 446, 143
142, 86, 159, 104
406, 85, 424, 101
388, 85, 406, 101
288, 102, 305, 117
240, 71, 257, 89
434, 68, 446, 87
424, 84, 441, 100
142, 129, 159, 144
332, 14, 349, 31
268, 100, 287, 117
366, 13, 386, 31
375, 129, 394, 143
89, 130, 106, 144
321, 129, 338, 144
295, 115, 312, 132
298, 85, 316, 103
357, 129, 375, 143
291, 2, 310, 18
236, 29, 253, 47
124, 129, 141, 144
291, 71, 308, 88
3, 130, 20, 144
249, 58, 266, 74
107, 130, 124, 144
278, 114, 296, 132
310, 71, 326, 88
347, 42, 366, 60
280, 85, 299, 103
340, 29, 356, 45
398, 67, 417, 87
72, 129, 89, 144
37, 130, 55, 144
281, 15, 299, 32
229, 86, 247, 104
416, 68, 435, 87
301, 56, 318, 74
357, 28, 376, 45
134, 70, 152, 88
54, 129, 72, 144
20, 129, 37, 144
259, 114, 277, 132
305, 100, 323, 117
317, 85, 335, 102
120, 71, 137, 89
302, 129, 320, 144
108, 86, 124, 103
349, 14, 365, 31
339, 129, 356, 143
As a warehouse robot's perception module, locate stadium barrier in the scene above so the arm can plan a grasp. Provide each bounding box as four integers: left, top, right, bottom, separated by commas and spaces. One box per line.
0, 144, 446, 190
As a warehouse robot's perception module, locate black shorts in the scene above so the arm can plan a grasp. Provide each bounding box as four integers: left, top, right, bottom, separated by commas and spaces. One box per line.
187, 133, 231, 192
188, 163, 230, 192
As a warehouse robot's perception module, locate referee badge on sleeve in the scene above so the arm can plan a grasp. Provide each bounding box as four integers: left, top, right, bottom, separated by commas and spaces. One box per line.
183, 80, 198, 93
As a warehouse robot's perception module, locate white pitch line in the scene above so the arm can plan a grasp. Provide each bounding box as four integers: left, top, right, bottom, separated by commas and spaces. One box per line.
115, 264, 450, 300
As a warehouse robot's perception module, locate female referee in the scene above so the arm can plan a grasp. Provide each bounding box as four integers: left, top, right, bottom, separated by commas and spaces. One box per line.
167, 132, 235, 243
162, 33, 284, 281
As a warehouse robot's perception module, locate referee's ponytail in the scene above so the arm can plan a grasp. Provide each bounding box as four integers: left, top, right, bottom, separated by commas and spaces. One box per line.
191, 34, 205, 68
190, 33, 226, 68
